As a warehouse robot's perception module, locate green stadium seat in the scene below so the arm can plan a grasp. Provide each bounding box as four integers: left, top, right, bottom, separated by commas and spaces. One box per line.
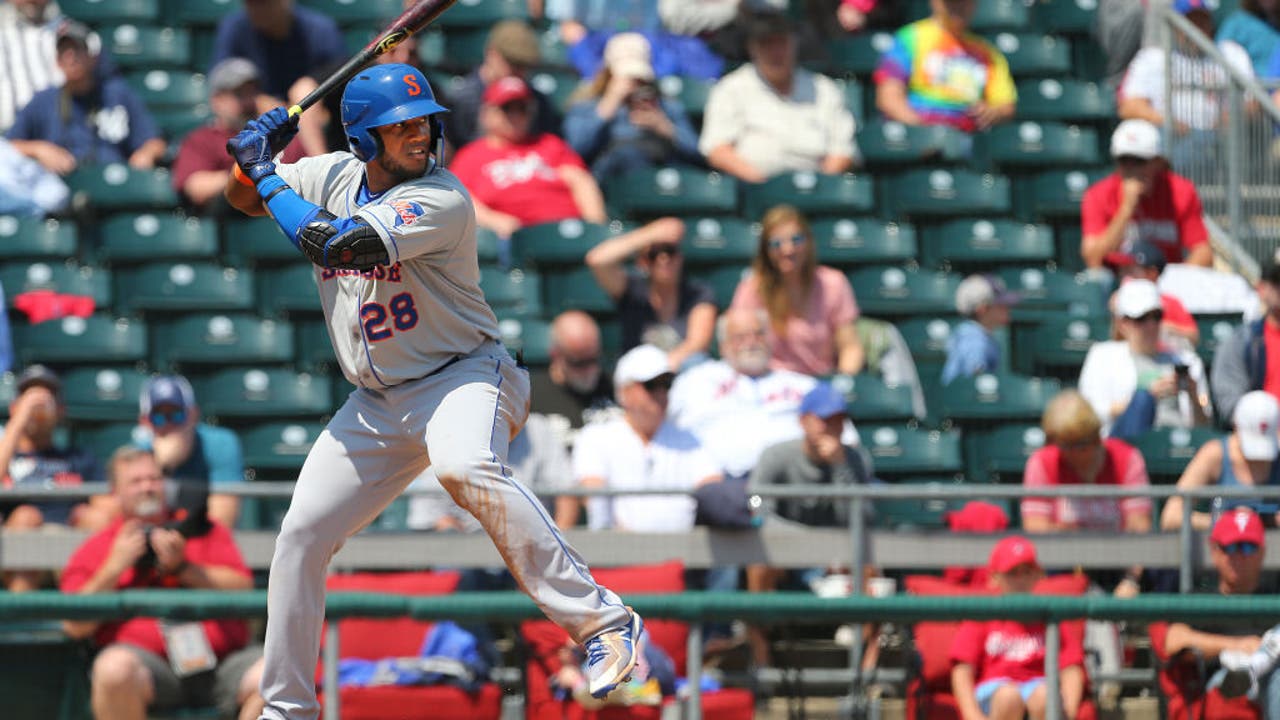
885, 169, 1012, 218
480, 268, 542, 319
61, 0, 159, 23
153, 314, 295, 370
857, 121, 973, 170
0, 217, 77, 260
259, 264, 320, 315
440, 28, 489, 71
657, 75, 715, 120
678, 217, 756, 268
982, 121, 1101, 169
1021, 167, 1110, 220
1032, 0, 1097, 35
0, 261, 112, 306
414, 30, 448, 67
836, 78, 865, 123
998, 267, 1108, 317
299, 0, 406, 23
864, 425, 964, 480
167, 0, 238, 24
1054, 225, 1086, 273
196, 368, 332, 420
1196, 314, 1243, 365
825, 373, 917, 423
964, 424, 1046, 484
496, 317, 552, 366
537, 26, 570, 69
102, 25, 190, 69
76, 423, 148, 462
66, 165, 179, 210
541, 267, 613, 316
987, 32, 1072, 78
874, 478, 1005, 530
97, 214, 218, 265
742, 172, 875, 220
190, 27, 218, 68
919, 219, 1054, 270
223, 217, 298, 266
295, 320, 334, 371
60, 367, 151, 422
13, 314, 147, 366
811, 218, 918, 268
436, 0, 529, 26
690, 265, 751, 309
969, 0, 1030, 31
0, 374, 15, 418
848, 266, 961, 317
476, 226, 502, 266
940, 372, 1062, 423
510, 220, 622, 269
1131, 427, 1219, 485
1015, 79, 1116, 123
825, 31, 896, 77
607, 168, 739, 218
529, 70, 579, 111
152, 106, 213, 141
117, 263, 253, 314
896, 316, 961, 368
126, 70, 208, 107
1028, 315, 1110, 378
332, 374, 357, 413
240, 422, 324, 472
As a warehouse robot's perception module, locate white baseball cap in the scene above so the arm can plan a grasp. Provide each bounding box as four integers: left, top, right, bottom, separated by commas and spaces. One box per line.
1110, 119, 1163, 160
604, 33, 655, 81
955, 274, 1020, 316
1234, 391, 1280, 461
1114, 278, 1162, 319
613, 344, 670, 387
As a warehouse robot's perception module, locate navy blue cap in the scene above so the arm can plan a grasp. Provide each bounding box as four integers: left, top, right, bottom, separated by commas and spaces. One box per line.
800, 382, 847, 419
140, 375, 195, 414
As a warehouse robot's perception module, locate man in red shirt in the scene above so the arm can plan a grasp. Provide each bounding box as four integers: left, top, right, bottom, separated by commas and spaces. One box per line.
1080, 118, 1212, 271
448, 76, 607, 238
61, 446, 265, 720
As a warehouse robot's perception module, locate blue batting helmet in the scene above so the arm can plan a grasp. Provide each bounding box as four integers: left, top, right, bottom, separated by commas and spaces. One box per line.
340, 63, 448, 162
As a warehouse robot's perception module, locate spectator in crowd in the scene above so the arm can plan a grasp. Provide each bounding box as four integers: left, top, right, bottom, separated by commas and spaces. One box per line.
449, 76, 606, 238
549, 0, 723, 80
0, 0, 63, 133
1081, 119, 1212, 272
1119, 0, 1254, 172
137, 376, 245, 531
836, 0, 883, 33
1219, 0, 1280, 73
941, 500, 1011, 587
950, 536, 1087, 720
1212, 256, 1280, 420
1113, 239, 1201, 346
730, 204, 864, 376
0, 135, 69, 216
172, 58, 304, 214
60, 446, 265, 720
444, 19, 561, 149
563, 33, 702, 181
585, 217, 716, 368
1079, 279, 1210, 439
529, 310, 617, 439
855, 316, 929, 419
747, 381, 876, 666
566, 344, 720, 530
1162, 507, 1280, 707
1096, 0, 1147, 87
941, 274, 1019, 386
7, 20, 165, 175
209, 0, 344, 158
1162, 391, 1280, 532
699, 10, 857, 183
873, 0, 1017, 132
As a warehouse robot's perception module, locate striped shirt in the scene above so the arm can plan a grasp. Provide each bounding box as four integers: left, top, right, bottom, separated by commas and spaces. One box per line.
0, 3, 62, 133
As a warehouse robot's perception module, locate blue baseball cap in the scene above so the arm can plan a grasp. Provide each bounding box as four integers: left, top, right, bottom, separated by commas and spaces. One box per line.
800, 382, 847, 419
1173, 0, 1209, 14
140, 375, 196, 414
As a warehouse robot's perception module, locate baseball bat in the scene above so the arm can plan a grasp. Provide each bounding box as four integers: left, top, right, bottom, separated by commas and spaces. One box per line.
287, 0, 458, 118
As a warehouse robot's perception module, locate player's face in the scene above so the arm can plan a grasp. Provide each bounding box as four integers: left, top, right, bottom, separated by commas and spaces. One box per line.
765, 220, 809, 279
114, 455, 167, 520
373, 115, 433, 181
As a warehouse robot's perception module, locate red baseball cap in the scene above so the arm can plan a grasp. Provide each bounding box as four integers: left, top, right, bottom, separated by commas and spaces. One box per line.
988, 536, 1040, 573
945, 501, 1010, 533
1211, 507, 1265, 547
483, 76, 532, 106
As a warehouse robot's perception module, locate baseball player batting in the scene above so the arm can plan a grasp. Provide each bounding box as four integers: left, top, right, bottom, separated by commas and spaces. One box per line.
223, 64, 642, 719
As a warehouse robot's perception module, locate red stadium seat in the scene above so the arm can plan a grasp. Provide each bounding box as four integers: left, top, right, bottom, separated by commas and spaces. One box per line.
521, 561, 753, 720
1149, 621, 1259, 720
317, 571, 503, 720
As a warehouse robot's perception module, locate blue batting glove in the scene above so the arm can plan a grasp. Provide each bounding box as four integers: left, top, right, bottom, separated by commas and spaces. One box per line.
226, 125, 276, 184
256, 107, 300, 156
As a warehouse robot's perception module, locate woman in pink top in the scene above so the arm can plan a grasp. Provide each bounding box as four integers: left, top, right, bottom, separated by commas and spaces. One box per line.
730, 204, 864, 376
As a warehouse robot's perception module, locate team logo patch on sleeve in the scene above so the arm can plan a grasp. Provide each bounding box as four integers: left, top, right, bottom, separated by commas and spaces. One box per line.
389, 200, 426, 226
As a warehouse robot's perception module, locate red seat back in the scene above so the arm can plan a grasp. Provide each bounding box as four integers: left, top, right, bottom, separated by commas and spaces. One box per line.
1149, 621, 1260, 720
325, 571, 461, 659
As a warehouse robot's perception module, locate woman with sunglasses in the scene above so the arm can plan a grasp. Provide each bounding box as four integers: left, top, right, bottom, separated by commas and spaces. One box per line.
585, 216, 716, 370
1162, 391, 1280, 532
1078, 278, 1210, 440
729, 204, 863, 376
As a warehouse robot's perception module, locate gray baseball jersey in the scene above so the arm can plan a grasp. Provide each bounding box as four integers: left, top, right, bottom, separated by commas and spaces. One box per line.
276, 153, 500, 388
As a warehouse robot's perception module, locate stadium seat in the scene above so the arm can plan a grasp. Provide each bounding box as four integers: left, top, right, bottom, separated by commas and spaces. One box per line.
165, 0, 237, 24
153, 314, 295, 370
126, 70, 208, 107
940, 372, 1062, 423
857, 121, 973, 170
509, 220, 623, 269
968, 0, 1029, 31
195, 368, 332, 421
864, 425, 964, 480
1131, 427, 1219, 485
1022, 315, 1110, 379
896, 316, 961, 369
240, 422, 324, 472
75, 422, 148, 462
987, 32, 1072, 78
479, 267, 542, 320
607, 168, 739, 218
0, 216, 77, 260
295, 320, 334, 371
66, 165, 179, 210
528, 70, 579, 112
884, 168, 1012, 218
475, 226, 501, 266
152, 106, 213, 141
299, 0, 406, 23
434, 0, 529, 27
964, 424, 1046, 484
741, 172, 874, 220
657, 74, 714, 120
1015, 79, 1116, 123
981, 121, 1101, 169
0, 261, 112, 307
222, 217, 298, 266
496, 316, 551, 366
811, 218, 918, 268
259, 263, 321, 315
13, 314, 147, 367
536, 26, 570, 69
825, 31, 896, 77
97, 214, 218, 265
116, 262, 254, 313
1032, 0, 1099, 35
919, 219, 1054, 270
1197, 314, 1242, 365
691, 265, 751, 309
540, 267, 613, 316
60, 367, 151, 422
1021, 167, 1111, 221
873, 477, 976, 529
825, 373, 917, 423
102, 25, 190, 69
998, 267, 1107, 318
678, 217, 756, 268
836, 78, 865, 123
1149, 620, 1260, 720
61, 0, 159, 23
848, 266, 961, 317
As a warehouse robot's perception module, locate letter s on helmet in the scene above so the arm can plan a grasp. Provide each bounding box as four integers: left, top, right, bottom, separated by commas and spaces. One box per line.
340, 63, 448, 163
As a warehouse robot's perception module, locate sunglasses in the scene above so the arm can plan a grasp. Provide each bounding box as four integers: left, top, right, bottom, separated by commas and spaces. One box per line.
1059, 438, 1100, 451
641, 374, 674, 394
646, 243, 680, 261
1130, 310, 1164, 323
767, 233, 807, 251
1116, 155, 1149, 165
563, 354, 600, 369
500, 101, 532, 115
149, 408, 188, 428
1220, 541, 1261, 557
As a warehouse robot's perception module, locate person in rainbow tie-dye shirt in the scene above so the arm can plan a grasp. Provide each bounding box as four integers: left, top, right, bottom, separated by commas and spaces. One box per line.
872, 0, 1016, 133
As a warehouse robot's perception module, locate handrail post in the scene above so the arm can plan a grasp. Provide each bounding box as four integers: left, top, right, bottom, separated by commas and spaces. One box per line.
1180, 490, 1195, 593
849, 494, 866, 698
1227, 83, 1245, 243
1161, 2, 1175, 153
687, 621, 704, 720
324, 620, 340, 720
1045, 620, 1061, 720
